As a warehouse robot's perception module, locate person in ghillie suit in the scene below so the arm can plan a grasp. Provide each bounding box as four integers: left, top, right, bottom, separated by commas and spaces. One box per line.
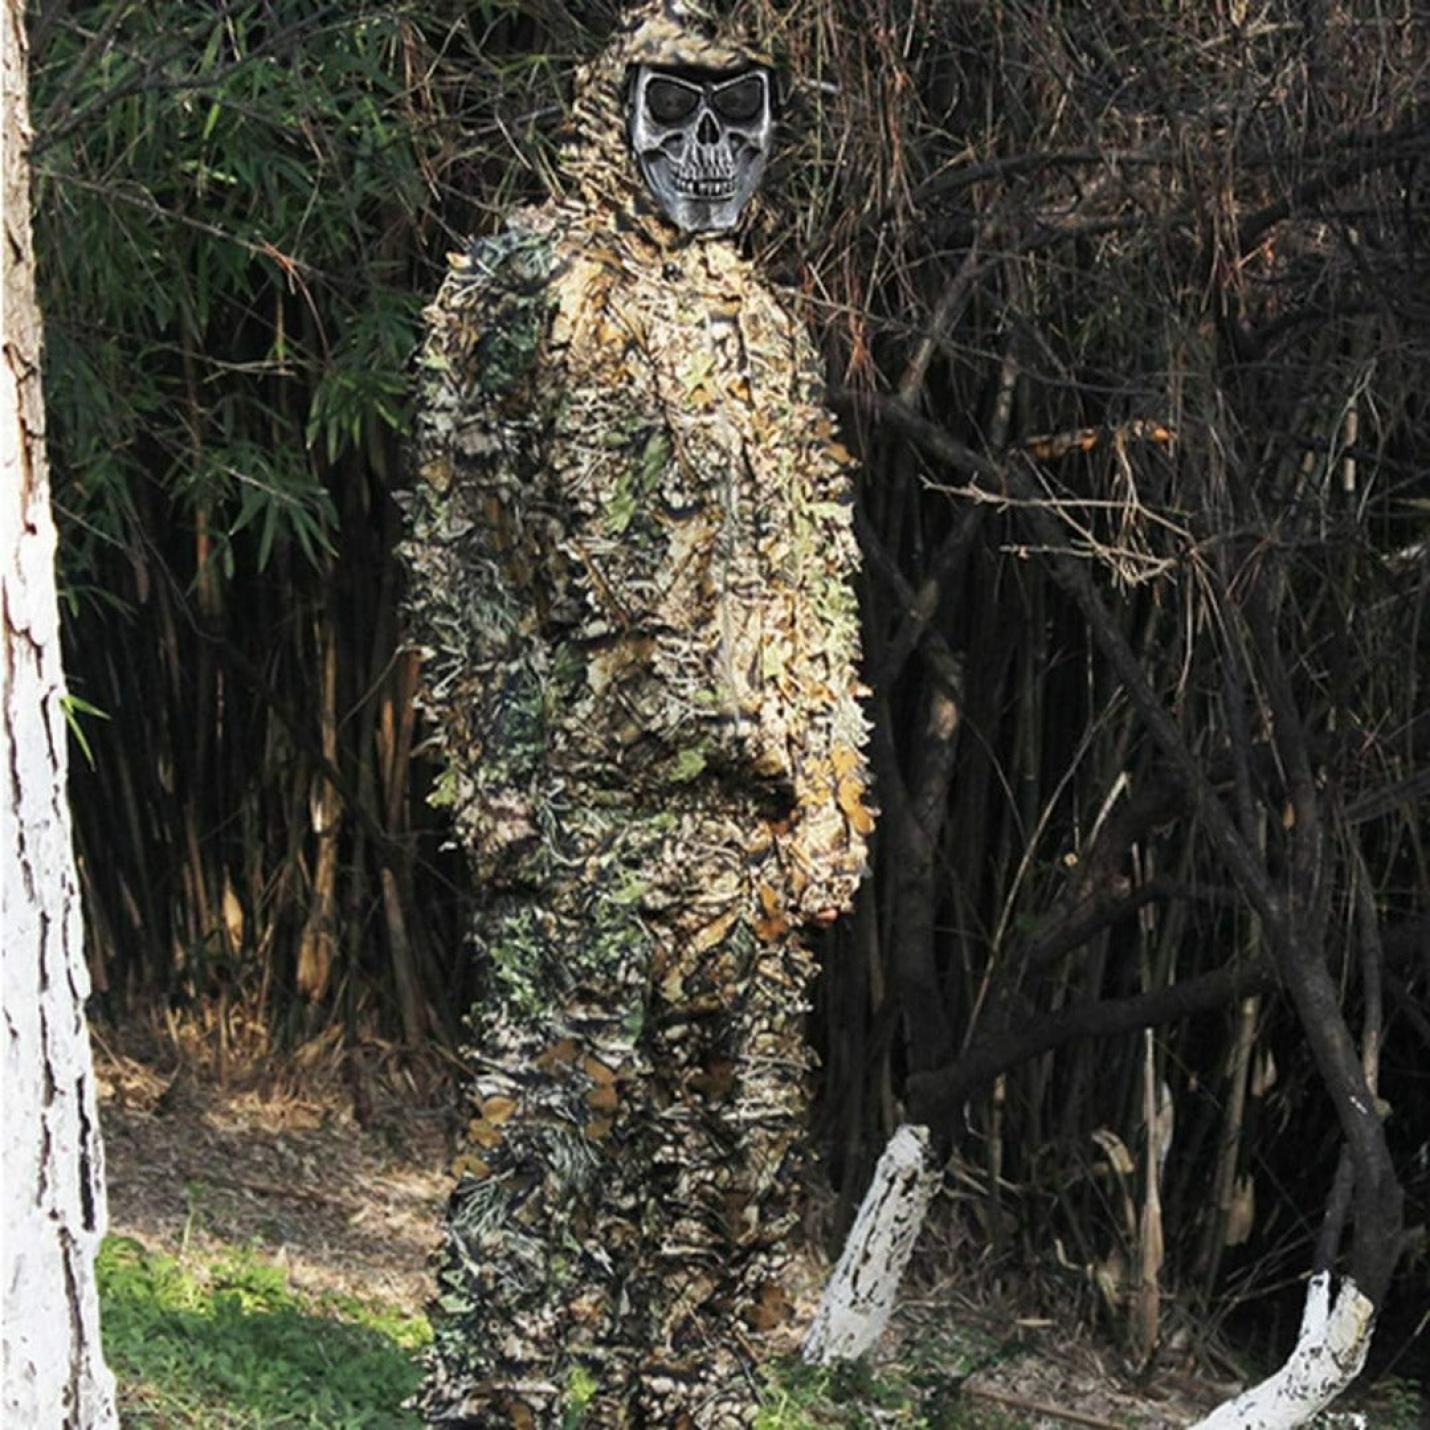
401, 2, 873, 1422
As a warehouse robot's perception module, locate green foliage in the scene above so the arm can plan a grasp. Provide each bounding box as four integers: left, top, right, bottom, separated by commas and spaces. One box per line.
561, 1361, 600, 1429
31, 3, 438, 588
30, 0, 580, 579
1374, 1378, 1428, 1430
1326, 1376, 1429, 1430
59, 691, 109, 767
24, 0, 584, 1029
758, 1355, 1025, 1429
757, 1322, 1036, 1429
97, 1235, 430, 1427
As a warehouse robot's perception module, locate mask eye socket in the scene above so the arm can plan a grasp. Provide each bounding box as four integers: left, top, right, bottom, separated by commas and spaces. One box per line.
712, 73, 766, 123
645, 77, 700, 124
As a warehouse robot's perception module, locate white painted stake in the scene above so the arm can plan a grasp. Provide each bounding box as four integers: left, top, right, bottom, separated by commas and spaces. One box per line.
1190, 1271, 1376, 1430
803, 1123, 937, 1364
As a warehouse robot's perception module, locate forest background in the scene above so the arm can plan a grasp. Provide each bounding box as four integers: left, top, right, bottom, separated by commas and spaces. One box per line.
27, 0, 1430, 1411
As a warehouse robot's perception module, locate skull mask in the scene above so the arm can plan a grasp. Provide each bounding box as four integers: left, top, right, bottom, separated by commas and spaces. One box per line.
627, 65, 774, 233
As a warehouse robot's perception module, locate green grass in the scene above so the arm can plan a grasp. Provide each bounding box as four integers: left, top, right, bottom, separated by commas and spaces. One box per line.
97, 1228, 1422, 1430
97, 1235, 430, 1428
756, 1354, 1025, 1429
98, 1232, 1022, 1428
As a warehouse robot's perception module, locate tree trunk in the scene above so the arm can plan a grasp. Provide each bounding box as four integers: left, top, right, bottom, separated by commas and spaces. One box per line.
2, 3, 119, 1421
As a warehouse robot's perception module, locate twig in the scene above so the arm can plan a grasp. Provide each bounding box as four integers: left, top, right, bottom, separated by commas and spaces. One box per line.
851, 388, 1280, 931
907, 953, 1272, 1126
1236, 120, 1430, 256
962, 1381, 1127, 1428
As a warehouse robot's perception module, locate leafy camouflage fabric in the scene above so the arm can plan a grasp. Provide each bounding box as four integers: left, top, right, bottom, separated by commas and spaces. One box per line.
401, 3, 872, 1423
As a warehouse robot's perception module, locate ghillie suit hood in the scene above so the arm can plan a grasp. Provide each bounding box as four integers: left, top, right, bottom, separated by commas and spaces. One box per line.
403, 4, 871, 1425
563, 0, 775, 241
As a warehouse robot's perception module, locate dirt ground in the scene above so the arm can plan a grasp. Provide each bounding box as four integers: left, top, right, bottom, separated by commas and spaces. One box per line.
89, 1016, 1263, 1429
93, 1018, 453, 1312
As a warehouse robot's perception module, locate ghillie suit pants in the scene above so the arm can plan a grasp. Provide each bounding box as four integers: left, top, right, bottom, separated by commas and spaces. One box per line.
425, 806, 824, 1426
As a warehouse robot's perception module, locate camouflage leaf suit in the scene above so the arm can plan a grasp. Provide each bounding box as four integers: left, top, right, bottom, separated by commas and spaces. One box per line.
402, 4, 872, 1423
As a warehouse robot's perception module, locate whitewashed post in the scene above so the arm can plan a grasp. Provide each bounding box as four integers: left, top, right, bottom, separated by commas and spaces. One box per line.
804, 1123, 938, 1363
1190, 1272, 1375, 1430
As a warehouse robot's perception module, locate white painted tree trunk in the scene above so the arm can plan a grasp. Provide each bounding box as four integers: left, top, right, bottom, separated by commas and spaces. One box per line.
2, 3, 120, 1422
804, 1123, 937, 1363
1189, 1272, 1375, 1430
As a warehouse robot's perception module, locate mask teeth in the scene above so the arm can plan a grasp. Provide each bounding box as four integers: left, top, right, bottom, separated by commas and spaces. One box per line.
681, 159, 735, 183
674, 173, 736, 198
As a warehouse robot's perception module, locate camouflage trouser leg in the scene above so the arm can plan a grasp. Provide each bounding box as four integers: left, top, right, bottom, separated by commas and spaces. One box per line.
425, 899, 654, 1427
424, 873, 817, 1428
633, 924, 816, 1428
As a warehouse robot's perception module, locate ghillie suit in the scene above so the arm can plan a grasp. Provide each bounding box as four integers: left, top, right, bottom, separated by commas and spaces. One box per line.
401, 3, 872, 1423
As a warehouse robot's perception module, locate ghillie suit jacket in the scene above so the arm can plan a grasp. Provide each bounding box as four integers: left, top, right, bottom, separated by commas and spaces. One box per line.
402, 4, 872, 1424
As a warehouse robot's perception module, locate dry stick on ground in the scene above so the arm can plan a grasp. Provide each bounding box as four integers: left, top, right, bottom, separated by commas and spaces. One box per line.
961, 1383, 1125, 1430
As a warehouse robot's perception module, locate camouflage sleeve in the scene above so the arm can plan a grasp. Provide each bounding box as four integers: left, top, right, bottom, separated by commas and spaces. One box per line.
400, 220, 560, 886
775, 476, 875, 924
755, 324, 875, 927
